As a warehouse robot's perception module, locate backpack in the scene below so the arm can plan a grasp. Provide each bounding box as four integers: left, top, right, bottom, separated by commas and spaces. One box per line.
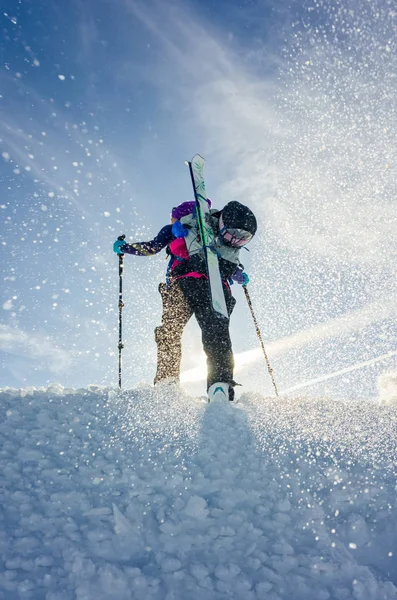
168, 206, 243, 280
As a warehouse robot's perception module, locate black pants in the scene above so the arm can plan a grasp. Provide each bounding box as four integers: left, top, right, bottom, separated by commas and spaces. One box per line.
154, 277, 236, 389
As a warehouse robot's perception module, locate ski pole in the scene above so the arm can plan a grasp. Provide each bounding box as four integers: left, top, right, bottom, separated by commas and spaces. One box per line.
243, 285, 279, 397
117, 235, 125, 389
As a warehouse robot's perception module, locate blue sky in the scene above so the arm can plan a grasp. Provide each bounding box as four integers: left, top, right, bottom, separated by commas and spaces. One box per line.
0, 0, 396, 398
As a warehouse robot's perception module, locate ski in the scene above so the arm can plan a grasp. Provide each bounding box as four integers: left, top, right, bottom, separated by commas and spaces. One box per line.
187, 154, 228, 318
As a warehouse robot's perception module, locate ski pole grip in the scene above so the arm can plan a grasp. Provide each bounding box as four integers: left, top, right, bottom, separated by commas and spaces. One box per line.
117, 234, 126, 258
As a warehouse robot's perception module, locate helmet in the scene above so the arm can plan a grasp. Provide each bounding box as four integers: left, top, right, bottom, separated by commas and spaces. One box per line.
219, 201, 257, 247
171, 198, 212, 220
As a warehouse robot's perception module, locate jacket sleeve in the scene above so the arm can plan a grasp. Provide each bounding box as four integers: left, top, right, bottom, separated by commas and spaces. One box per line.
120, 225, 173, 256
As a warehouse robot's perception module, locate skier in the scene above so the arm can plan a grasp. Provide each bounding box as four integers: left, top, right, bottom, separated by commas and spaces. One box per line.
113, 200, 257, 401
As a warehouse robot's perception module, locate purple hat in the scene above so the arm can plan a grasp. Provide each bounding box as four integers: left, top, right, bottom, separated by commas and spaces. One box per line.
171, 198, 212, 220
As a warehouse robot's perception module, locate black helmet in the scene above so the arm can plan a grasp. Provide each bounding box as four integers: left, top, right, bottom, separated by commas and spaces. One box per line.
219, 201, 257, 247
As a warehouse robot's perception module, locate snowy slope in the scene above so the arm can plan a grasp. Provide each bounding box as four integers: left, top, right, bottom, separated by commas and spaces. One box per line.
0, 384, 396, 600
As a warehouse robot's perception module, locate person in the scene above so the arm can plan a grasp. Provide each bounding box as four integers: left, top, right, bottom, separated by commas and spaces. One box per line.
113, 200, 257, 401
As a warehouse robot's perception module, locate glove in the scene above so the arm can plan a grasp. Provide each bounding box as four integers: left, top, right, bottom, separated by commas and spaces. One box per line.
231, 269, 250, 285
172, 221, 189, 238
113, 239, 126, 255
241, 272, 250, 286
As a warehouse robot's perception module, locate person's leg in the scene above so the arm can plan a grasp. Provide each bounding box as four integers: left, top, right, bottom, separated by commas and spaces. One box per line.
154, 282, 193, 384
177, 278, 236, 392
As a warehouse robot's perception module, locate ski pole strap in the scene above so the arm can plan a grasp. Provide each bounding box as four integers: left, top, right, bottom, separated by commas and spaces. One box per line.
243, 285, 279, 397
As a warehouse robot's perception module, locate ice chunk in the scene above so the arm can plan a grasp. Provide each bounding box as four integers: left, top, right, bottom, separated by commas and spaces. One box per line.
161, 558, 181, 573
183, 495, 209, 518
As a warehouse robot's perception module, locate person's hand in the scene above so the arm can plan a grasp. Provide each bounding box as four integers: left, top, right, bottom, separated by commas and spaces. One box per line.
231, 269, 250, 285
241, 272, 250, 286
113, 238, 125, 255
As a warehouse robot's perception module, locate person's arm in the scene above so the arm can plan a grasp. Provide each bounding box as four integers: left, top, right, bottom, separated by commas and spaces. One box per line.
114, 224, 173, 256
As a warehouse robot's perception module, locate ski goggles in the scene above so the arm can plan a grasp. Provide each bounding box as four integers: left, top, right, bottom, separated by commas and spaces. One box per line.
219, 216, 253, 247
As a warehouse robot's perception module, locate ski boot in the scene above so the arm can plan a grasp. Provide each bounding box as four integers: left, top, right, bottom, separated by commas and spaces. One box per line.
207, 382, 235, 403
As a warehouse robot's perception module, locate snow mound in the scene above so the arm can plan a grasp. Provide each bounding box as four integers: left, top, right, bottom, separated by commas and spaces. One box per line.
378, 371, 397, 405
0, 384, 396, 599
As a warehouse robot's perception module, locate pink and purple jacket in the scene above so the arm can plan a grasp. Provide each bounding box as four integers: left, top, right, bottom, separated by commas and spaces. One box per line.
118, 224, 244, 285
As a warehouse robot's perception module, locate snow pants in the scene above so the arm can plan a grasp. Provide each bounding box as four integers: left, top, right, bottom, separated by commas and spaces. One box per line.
154, 278, 236, 389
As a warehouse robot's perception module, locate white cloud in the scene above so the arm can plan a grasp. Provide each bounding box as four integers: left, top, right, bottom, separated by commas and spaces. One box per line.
0, 324, 73, 374
0, 75, 138, 225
